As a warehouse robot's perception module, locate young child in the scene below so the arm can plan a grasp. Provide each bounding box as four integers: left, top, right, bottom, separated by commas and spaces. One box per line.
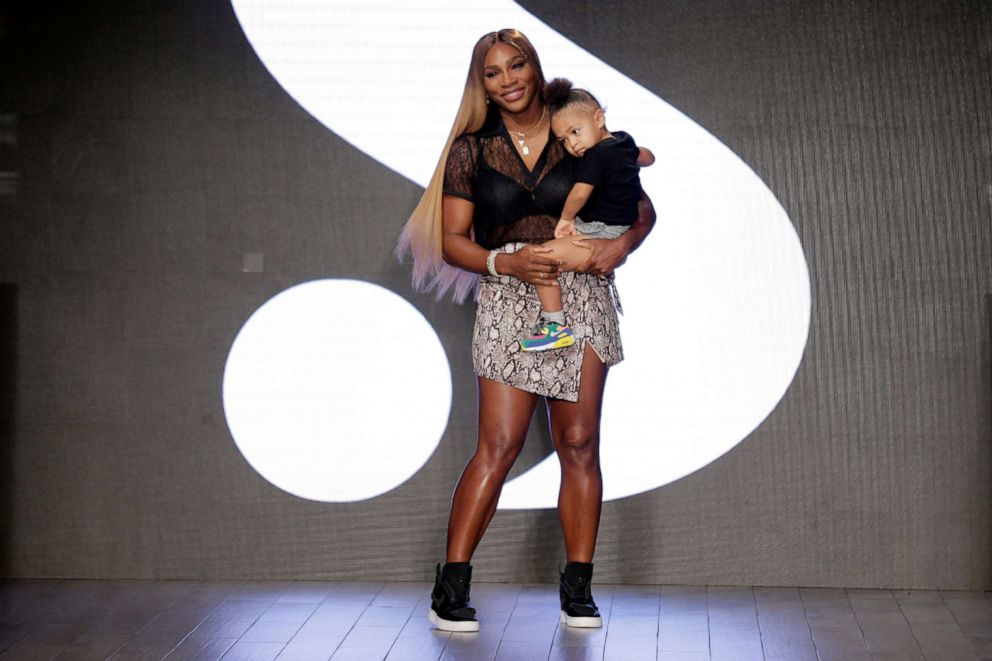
519, 78, 654, 352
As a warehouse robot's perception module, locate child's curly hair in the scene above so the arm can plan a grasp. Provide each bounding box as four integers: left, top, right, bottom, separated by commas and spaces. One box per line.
544, 77, 603, 116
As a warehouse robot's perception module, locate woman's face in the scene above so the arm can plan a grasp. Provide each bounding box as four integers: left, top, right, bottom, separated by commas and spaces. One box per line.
482, 43, 540, 115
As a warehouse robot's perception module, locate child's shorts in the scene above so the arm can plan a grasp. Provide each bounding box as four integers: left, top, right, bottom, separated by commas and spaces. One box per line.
574, 218, 631, 240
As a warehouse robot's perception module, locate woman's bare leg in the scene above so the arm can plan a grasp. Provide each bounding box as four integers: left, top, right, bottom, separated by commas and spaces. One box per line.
446, 377, 540, 562
546, 344, 608, 562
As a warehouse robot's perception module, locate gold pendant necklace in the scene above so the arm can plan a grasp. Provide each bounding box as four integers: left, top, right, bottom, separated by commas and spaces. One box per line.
510, 133, 531, 156
507, 108, 547, 157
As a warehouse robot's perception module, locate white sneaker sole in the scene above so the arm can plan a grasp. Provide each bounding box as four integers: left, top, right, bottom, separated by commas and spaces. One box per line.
428, 607, 480, 632
560, 610, 602, 628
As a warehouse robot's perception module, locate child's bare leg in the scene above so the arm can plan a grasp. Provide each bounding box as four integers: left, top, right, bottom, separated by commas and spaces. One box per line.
531, 236, 593, 326
540, 236, 594, 273
520, 237, 589, 350
536, 281, 563, 317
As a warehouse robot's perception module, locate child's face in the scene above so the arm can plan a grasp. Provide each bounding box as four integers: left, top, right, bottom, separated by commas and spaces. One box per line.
551, 107, 607, 157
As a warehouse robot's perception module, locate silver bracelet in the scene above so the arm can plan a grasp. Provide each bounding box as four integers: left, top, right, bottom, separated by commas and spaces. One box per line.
486, 249, 500, 277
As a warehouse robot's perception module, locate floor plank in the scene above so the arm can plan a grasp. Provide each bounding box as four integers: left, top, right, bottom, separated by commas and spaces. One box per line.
0, 580, 989, 660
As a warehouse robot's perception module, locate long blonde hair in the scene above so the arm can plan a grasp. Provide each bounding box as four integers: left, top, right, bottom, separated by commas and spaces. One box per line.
395, 29, 547, 303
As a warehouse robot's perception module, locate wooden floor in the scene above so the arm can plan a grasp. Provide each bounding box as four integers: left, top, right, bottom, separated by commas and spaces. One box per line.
1, 580, 990, 660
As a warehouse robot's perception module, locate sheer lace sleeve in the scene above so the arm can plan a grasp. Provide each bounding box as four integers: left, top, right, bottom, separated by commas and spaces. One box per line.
443, 134, 477, 202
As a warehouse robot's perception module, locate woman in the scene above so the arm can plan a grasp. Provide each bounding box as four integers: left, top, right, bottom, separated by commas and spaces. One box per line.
396, 28, 655, 632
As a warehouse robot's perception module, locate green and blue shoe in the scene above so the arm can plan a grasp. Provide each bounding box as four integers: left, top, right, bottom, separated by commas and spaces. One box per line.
519, 321, 575, 352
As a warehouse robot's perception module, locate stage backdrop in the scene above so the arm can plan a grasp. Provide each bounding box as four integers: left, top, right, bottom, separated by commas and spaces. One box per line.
0, 0, 990, 589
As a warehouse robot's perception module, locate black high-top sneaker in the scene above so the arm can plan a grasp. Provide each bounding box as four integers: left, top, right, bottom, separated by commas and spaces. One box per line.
559, 561, 602, 628
428, 562, 480, 632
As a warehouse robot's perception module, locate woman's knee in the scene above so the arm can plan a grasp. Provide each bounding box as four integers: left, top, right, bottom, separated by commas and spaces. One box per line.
555, 425, 600, 468
475, 431, 526, 473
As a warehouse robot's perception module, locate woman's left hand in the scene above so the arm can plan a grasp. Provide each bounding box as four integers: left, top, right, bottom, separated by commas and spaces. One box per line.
571, 236, 632, 275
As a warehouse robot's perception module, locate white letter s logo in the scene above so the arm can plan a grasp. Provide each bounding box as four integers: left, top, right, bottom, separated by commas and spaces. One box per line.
224, 1, 811, 508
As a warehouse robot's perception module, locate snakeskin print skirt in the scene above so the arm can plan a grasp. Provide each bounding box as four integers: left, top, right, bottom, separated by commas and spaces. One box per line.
472, 242, 624, 402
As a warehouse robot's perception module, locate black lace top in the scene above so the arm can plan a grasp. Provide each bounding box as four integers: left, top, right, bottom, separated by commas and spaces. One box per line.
442, 109, 576, 249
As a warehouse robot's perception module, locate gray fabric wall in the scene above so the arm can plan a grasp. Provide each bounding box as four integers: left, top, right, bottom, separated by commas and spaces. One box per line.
0, 0, 989, 589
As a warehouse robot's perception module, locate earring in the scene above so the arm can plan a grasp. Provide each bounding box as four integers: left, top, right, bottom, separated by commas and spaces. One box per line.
485, 96, 490, 105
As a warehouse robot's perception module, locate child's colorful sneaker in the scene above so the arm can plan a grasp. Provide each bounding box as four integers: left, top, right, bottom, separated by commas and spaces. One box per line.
519, 321, 575, 352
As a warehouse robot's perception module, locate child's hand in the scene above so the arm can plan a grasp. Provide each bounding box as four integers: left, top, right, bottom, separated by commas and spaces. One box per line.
555, 218, 577, 238
636, 146, 655, 167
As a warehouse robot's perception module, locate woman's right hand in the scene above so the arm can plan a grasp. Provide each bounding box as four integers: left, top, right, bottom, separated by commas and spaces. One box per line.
497, 246, 563, 286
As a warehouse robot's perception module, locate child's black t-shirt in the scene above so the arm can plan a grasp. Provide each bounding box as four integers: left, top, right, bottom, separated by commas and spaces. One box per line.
574, 131, 642, 226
